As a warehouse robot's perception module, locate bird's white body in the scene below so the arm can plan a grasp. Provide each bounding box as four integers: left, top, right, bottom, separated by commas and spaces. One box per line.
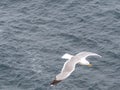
50, 51, 101, 86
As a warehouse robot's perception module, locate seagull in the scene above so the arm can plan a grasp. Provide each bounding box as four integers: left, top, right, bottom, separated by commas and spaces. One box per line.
50, 51, 101, 86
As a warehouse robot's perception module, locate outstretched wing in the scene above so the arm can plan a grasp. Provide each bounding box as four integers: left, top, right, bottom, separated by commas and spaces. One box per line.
77, 51, 102, 61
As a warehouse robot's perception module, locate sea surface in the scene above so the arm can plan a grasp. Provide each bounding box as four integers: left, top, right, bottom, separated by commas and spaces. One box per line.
0, 0, 120, 90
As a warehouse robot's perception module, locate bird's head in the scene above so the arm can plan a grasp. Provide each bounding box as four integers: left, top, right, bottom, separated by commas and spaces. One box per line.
79, 60, 92, 67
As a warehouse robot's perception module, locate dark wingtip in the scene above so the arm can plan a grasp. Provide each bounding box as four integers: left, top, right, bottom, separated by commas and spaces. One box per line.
50, 79, 62, 86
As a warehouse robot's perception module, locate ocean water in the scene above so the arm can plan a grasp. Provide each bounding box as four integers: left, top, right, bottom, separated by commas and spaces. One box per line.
0, 0, 120, 90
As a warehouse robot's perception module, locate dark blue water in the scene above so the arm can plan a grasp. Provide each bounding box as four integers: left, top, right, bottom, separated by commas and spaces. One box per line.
0, 0, 120, 90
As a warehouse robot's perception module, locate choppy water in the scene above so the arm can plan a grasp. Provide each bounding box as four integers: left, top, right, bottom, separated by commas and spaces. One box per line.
0, 0, 120, 90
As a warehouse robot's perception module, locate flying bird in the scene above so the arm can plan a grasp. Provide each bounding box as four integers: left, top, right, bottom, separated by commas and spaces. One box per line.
50, 51, 101, 86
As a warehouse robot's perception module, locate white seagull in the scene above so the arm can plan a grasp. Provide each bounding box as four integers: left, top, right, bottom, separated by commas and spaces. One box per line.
50, 51, 101, 86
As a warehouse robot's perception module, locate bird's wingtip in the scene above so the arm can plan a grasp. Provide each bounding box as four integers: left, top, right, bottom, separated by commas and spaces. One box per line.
50, 79, 62, 86
97, 54, 102, 58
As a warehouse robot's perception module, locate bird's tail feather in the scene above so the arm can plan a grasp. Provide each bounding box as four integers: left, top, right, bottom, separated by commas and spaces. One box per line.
61, 53, 73, 60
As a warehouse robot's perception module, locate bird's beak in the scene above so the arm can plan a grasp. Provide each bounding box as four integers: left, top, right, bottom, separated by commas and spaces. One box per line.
88, 64, 92, 67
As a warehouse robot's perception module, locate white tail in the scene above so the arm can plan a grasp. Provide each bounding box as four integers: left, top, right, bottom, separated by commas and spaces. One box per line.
61, 53, 74, 60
